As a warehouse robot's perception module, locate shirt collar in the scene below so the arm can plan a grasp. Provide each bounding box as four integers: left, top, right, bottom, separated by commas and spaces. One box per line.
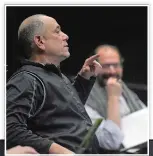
21, 59, 62, 77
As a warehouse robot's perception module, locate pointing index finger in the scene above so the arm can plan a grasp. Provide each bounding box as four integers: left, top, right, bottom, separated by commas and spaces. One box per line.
86, 54, 100, 64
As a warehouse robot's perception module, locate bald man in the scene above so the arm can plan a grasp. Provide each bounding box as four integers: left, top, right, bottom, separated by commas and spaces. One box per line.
7, 14, 102, 154
85, 44, 146, 152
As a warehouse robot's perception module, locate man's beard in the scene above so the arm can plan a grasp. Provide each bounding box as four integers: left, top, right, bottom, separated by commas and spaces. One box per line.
97, 73, 122, 86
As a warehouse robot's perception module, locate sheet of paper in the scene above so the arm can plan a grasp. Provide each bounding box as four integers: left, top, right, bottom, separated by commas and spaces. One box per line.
121, 108, 148, 149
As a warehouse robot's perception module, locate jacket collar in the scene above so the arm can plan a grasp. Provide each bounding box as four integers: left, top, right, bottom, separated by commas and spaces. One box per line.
21, 59, 62, 77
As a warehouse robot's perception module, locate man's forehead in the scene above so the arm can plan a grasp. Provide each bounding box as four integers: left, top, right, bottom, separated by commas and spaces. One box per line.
98, 48, 119, 56
97, 47, 120, 62
43, 16, 60, 29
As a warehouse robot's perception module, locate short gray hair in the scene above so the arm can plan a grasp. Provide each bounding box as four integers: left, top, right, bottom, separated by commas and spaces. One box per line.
18, 14, 45, 58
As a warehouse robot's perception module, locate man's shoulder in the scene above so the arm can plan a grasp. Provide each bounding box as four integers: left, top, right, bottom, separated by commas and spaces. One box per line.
7, 68, 43, 88
122, 81, 138, 94
8, 69, 35, 82
122, 81, 146, 105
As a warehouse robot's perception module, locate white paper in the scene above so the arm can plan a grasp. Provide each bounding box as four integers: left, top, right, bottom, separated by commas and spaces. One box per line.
121, 108, 148, 149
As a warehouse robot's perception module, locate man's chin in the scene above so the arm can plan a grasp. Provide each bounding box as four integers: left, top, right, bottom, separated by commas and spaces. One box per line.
64, 51, 70, 58
60, 51, 70, 61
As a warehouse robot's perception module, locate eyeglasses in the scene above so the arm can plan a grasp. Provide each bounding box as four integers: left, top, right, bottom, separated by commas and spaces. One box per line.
100, 63, 123, 69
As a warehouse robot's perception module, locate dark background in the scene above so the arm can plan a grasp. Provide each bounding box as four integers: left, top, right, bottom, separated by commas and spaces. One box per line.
6, 6, 147, 103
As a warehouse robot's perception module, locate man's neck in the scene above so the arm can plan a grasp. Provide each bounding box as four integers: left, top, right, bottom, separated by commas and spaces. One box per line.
30, 55, 60, 67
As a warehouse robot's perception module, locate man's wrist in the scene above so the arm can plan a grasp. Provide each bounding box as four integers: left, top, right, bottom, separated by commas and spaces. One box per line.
108, 96, 120, 102
78, 72, 91, 80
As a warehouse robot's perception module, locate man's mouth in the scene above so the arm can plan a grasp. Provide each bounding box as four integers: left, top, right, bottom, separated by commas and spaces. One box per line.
64, 43, 68, 47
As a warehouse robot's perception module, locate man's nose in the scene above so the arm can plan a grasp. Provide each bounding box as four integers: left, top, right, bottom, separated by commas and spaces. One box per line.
109, 65, 116, 73
62, 32, 69, 40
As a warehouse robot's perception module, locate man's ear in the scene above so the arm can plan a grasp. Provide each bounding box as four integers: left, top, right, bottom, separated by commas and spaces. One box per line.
34, 35, 45, 51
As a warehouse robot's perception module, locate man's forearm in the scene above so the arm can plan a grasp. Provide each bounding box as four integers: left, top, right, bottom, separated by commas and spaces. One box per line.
107, 96, 120, 127
73, 74, 95, 104
7, 120, 53, 154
